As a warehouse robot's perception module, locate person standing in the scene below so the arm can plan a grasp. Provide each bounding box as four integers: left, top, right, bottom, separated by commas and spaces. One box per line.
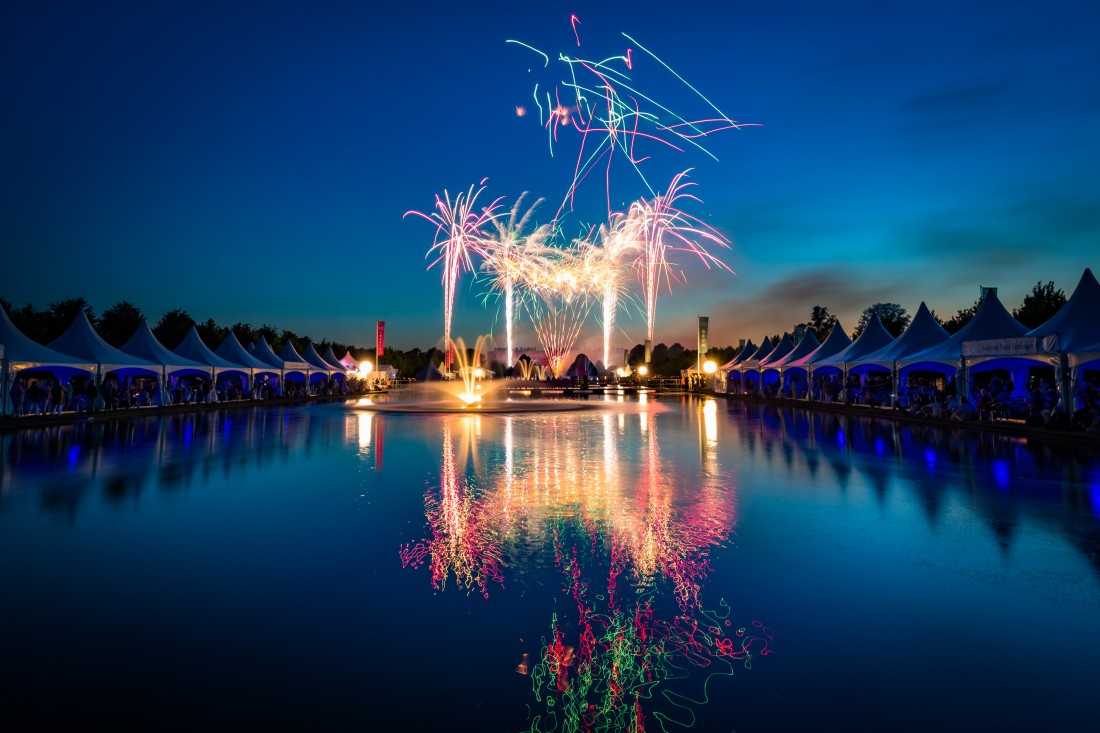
51, 379, 64, 414
9, 377, 25, 417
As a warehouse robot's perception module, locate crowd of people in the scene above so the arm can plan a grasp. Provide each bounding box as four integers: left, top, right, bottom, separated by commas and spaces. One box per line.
5, 372, 365, 418
723, 371, 1100, 435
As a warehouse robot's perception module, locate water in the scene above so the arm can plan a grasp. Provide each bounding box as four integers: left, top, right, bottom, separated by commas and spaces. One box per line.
1, 395, 1097, 731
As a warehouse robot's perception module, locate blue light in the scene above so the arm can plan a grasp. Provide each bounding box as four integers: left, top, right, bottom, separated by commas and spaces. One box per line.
67, 445, 80, 470
924, 449, 937, 471
184, 423, 193, 448
875, 437, 885, 456
992, 460, 1010, 491
837, 429, 845, 448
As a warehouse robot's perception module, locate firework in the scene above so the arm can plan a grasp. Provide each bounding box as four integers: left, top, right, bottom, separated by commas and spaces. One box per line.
480, 192, 549, 368
405, 181, 503, 367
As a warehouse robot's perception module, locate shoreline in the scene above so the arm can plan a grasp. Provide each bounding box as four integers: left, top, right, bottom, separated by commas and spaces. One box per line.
711, 391, 1100, 447
3, 385, 1099, 449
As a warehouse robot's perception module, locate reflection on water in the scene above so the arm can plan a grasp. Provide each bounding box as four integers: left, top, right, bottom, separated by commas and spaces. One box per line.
397, 409, 768, 728
1, 398, 1099, 730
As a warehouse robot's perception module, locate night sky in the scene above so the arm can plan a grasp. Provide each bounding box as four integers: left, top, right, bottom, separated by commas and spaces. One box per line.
3, 1, 1098, 352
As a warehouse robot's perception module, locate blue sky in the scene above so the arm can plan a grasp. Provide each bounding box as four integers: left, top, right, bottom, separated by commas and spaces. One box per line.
2, 1, 1098, 352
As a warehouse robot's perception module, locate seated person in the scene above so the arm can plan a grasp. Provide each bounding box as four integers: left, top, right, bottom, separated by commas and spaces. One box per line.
949, 397, 977, 421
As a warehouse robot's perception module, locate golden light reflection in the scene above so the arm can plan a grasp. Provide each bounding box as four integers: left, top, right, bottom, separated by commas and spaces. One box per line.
357, 412, 372, 451
402, 410, 738, 609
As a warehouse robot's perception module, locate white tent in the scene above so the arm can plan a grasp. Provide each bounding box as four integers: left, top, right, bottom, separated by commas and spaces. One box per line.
49, 311, 159, 378
121, 320, 210, 376
1, 307, 95, 415
847, 303, 948, 373
338, 350, 359, 371
815, 316, 895, 373
302, 342, 339, 376
277, 340, 311, 380
1027, 267, 1100, 368
173, 326, 248, 377
784, 321, 852, 372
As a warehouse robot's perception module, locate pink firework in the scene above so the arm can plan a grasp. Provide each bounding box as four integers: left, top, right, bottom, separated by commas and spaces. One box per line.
406, 181, 503, 367
631, 170, 734, 345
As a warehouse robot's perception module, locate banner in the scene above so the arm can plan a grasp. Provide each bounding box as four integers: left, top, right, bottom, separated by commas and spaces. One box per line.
961, 337, 1039, 357
698, 316, 709, 357
376, 321, 385, 357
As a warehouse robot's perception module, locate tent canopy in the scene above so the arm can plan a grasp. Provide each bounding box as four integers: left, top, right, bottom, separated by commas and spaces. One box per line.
0, 306, 95, 376
848, 303, 948, 371
771, 330, 822, 370
173, 326, 246, 374
215, 331, 275, 372
1028, 267, 1100, 353
759, 333, 796, 369
49, 311, 158, 376
901, 288, 1028, 371
787, 321, 852, 371
121, 319, 210, 376
251, 336, 286, 369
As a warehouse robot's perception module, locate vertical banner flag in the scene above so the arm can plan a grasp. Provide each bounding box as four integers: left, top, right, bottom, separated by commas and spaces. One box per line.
376, 321, 385, 357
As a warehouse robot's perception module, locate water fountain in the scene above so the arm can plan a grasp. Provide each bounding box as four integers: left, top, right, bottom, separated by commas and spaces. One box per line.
351, 335, 599, 415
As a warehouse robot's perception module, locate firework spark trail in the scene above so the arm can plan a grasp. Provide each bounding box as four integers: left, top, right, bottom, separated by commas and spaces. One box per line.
405, 181, 503, 368
509, 18, 756, 218
480, 193, 548, 368
512, 240, 600, 378
631, 170, 734, 345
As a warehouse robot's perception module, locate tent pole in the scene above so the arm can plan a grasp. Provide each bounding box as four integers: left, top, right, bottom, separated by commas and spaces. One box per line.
1, 360, 10, 417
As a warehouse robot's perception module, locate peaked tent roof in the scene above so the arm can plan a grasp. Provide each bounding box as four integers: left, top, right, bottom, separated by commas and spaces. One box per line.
565, 353, 598, 378
1027, 267, 1100, 353
787, 321, 852, 369
851, 302, 950, 368
0, 306, 95, 374
816, 316, 895, 370
215, 331, 274, 371
338, 350, 359, 370
277, 340, 311, 373
417, 360, 445, 381
49, 311, 158, 376
722, 340, 757, 369
302, 342, 337, 373
323, 346, 348, 372
173, 325, 246, 373
901, 289, 1027, 368
121, 319, 210, 375
252, 336, 286, 369
771, 330, 821, 369
738, 335, 776, 368
759, 333, 796, 368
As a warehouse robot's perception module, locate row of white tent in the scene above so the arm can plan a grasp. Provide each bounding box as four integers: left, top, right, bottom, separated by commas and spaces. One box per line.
714, 268, 1100, 412
0, 309, 363, 416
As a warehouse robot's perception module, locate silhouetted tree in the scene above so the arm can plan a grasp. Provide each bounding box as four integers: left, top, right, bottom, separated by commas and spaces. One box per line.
255, 324, 280, 351
1013, 281, 1066, 329
7, 303, 45, 341
153, 309, 195, 349
808, 305, 838, 342
98, 301, 145, 347
230, 322, 257, 347
197, 318, 229, 348
942, 296, 982, 334
853, 303, 910, 339
42, 298, 96, 344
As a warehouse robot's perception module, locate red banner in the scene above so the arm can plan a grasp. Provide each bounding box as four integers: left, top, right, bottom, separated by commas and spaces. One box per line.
376, 321, 385, 357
